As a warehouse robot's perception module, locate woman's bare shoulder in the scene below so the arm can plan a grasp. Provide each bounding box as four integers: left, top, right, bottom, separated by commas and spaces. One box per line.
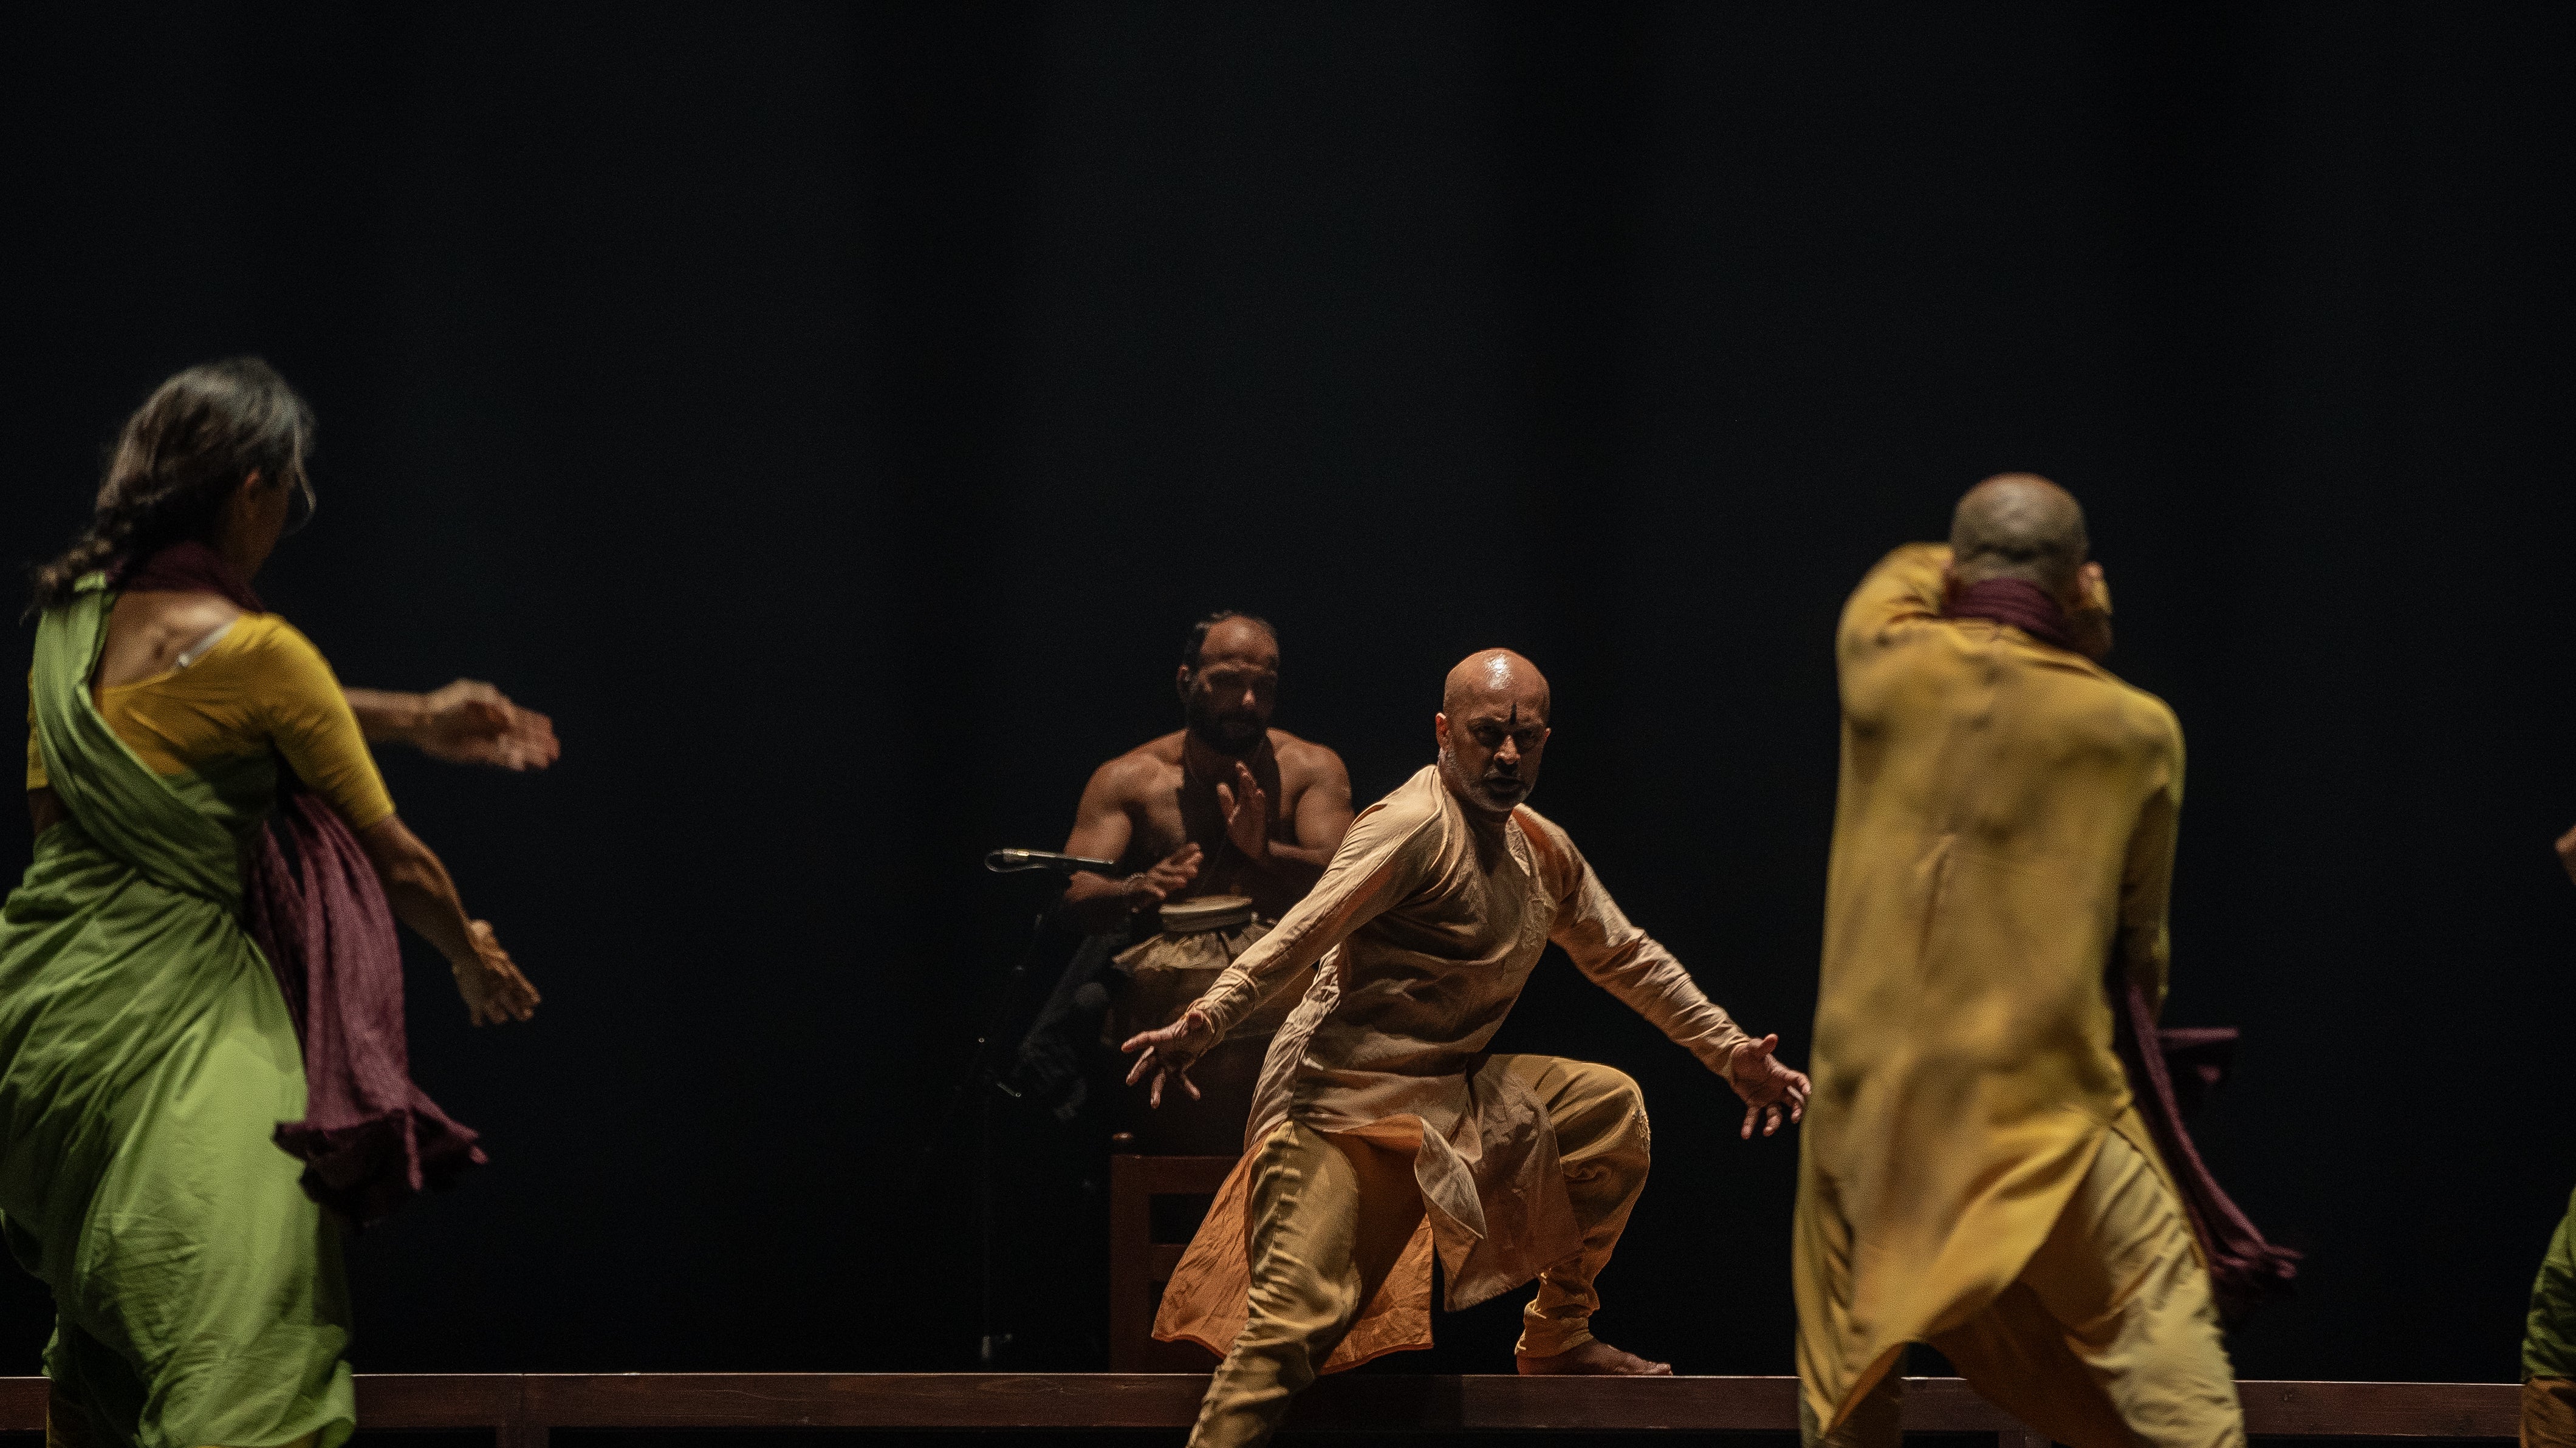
95, 590, 247, 688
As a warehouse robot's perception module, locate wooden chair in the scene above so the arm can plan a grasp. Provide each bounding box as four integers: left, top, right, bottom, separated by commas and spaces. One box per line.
1107, 1146, 1237, 1370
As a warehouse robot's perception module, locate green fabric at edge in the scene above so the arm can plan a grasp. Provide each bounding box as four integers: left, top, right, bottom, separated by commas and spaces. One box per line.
0, 579, 353, 1448
2530, 1184, 2576, 1382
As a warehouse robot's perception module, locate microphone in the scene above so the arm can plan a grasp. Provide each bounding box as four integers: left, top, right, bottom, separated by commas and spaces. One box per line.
984, 848, 1119, 875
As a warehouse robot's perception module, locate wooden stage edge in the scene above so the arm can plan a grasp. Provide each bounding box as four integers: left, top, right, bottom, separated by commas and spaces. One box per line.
0, 1374, 2527, 1440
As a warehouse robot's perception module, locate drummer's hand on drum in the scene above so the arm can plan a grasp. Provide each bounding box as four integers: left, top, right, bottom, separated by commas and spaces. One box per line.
1215, 762, 1270, 862
1123, 1005, 1218, 1108
1125, 842, 1202, 908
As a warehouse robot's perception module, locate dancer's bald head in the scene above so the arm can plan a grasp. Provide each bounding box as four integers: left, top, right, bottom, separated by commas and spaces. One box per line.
1442, 649, 1550, 723
1950, 473, 2088, 596
1436, 650, 1551, 817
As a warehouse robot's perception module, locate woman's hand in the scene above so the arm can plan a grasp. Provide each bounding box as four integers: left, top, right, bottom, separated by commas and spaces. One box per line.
1122, 1006, 1218, 1108
1724, 1033, 1811, 1139
417, 681, 560, 771
452, 920, 541, 1025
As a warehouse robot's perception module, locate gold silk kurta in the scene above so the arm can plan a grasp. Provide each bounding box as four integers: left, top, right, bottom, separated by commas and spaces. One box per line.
1796, 544, 2186, 1430
1155, 765, 1752, 1367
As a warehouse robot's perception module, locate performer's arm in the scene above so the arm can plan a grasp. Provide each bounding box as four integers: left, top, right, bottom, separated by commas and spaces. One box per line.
1058, 757, 1201, 933
358, 815, 540, 1026
2115, 719, 2185, 1016
261, 624, 539, 1025
1541, 824, 1808, 1138
1838, 542, 1951, 661
1211, 746, 1356, 892
1123, 802, 1432, 1105
345, 681, 560, 771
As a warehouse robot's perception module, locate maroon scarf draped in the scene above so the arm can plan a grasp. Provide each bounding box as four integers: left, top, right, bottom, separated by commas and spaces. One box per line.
1947, 576, 2079, 651
2108, 972, 2301, 1322
118, 541, 484, 1221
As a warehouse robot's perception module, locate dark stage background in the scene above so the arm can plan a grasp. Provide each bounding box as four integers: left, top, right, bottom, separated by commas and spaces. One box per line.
2, 1, 2570, 1388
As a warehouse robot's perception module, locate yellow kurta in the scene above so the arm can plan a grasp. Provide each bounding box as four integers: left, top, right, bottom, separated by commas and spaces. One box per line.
1156, 765, 1752, 1367
1795, 544, 2185, 1430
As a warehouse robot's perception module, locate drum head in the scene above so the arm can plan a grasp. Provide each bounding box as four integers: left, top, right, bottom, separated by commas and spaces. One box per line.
1157, 893, 1255, 934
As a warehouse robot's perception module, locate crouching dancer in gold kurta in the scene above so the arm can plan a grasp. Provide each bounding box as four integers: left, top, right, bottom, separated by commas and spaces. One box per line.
1124, 649, 1811, 1448
1795, 475, 2243, 1448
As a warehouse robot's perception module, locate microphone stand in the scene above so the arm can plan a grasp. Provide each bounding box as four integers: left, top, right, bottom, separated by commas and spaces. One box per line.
944, 849, 1114, 1368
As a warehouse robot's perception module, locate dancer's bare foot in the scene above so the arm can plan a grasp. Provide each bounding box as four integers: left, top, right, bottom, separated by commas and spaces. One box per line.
1516, 1339, 1674, 1376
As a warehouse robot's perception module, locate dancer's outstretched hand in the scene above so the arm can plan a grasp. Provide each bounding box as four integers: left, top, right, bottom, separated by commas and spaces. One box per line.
419, 680, 561, 772
2556, 822, 2576, 887
454, 920, 541, 1025
1122, 1006, 1218, 1109
1725, 1033, 1810, 1139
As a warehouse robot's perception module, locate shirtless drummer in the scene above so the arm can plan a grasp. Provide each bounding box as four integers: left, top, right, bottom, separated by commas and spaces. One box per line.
1058, 612, 1355, 931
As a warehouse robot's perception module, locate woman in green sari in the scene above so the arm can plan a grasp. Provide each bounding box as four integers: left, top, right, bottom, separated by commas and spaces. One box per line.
1, 359, 548, 1448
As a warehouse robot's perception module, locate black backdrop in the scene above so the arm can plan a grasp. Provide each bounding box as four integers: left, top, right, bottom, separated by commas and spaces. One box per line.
2, 1, 2570, 1387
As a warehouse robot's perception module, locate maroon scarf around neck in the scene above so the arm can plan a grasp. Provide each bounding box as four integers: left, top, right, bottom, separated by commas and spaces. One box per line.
1946, 576, 2078, 651
115, 538, 263, 612
117, 541, 484, 1221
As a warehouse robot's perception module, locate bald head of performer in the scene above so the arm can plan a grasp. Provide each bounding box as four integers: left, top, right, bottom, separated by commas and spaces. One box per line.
1948, 472, 2113, 659
1435, 649, 1552, 819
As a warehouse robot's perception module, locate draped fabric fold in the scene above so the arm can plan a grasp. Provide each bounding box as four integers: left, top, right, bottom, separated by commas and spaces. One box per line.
114, 542, 482, 1221
243, 790, 484, 1221
10, 571, 361, 1448
2110, 974, 2299, 1323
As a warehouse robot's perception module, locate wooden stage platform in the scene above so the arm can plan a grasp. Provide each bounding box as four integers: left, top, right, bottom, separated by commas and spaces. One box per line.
0, 1374, 2525, 1444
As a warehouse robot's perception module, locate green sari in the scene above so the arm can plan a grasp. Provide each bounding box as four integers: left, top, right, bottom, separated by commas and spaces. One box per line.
0, 578, 353, 1448
2532, 1184, 2576, 1383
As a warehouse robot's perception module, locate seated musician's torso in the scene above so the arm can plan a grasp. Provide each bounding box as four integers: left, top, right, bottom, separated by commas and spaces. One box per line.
1108, 728, 1338, 919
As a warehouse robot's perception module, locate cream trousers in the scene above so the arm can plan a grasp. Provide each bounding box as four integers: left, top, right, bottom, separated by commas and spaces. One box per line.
1804, 1127, 2245, 1448
1187, 1054, 1653, 1448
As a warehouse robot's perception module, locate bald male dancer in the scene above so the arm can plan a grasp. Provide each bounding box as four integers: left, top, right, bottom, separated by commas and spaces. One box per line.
1126, 650, 1810, 1448
1797, 475, 2242, 1448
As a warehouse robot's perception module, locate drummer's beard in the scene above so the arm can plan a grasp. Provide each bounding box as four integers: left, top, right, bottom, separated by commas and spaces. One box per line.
1185, 689, 1268, 757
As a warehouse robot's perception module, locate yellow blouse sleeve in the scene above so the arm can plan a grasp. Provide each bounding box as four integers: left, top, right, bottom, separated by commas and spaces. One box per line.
25, 673, 46, 792
236, 618, 397, 830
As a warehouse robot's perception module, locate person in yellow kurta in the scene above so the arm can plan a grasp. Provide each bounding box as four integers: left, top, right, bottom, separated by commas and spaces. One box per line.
1795, 474, 2243, 1448
1125, 649, 1812, 1448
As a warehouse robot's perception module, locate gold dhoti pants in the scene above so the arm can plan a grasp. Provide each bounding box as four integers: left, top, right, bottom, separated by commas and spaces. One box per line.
1805, 1128, 2244, 1448
2527, 1378, 2576, 1448
1186, 1054, 1653, 1448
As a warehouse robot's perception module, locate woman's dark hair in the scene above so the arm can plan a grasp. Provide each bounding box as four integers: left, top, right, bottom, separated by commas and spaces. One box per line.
29, 357, 316, 610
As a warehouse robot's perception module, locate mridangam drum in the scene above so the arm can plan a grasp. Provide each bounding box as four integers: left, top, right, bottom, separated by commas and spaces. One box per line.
1104, 893, 1314, 1153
